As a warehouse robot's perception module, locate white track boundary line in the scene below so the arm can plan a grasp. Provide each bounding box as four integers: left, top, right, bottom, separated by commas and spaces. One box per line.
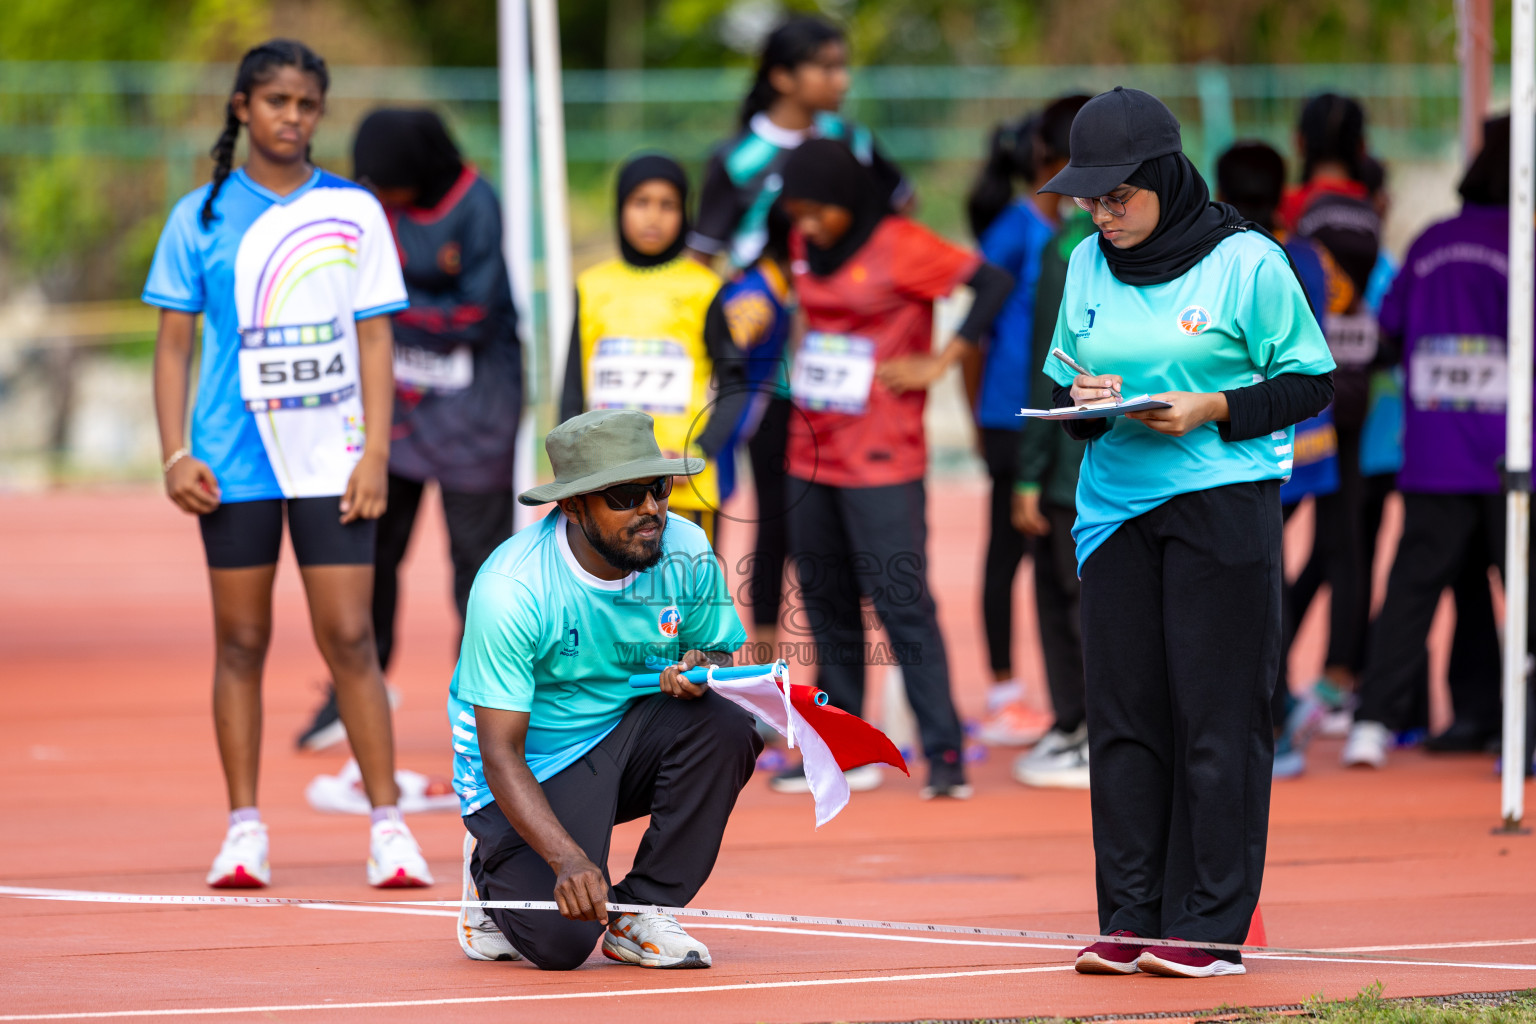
0, 965, 1073, 1021
294, 901, 1536, 961
9, 885, 1536, 973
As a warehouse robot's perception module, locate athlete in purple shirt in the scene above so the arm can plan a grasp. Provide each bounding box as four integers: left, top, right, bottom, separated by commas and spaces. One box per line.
1345, 115, 1531, 768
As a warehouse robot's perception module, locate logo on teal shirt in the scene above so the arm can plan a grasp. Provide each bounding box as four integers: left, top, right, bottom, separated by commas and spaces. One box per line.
560, 618, 580, 657
1178, 305, 1212, 335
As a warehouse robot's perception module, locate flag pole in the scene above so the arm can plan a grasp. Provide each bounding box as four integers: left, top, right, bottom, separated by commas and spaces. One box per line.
529, 0, 574, 429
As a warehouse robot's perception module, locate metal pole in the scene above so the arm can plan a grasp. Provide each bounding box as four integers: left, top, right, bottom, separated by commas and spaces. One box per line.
498, 0, 540, 530
530, 0, 574, 423
1501, 0, 1534, 831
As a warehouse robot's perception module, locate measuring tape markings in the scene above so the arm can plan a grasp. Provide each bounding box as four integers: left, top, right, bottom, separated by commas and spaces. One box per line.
4, 885, 1536, 971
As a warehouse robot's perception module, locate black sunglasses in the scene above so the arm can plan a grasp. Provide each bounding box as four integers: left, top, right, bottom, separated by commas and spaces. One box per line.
594, 476, 673, 511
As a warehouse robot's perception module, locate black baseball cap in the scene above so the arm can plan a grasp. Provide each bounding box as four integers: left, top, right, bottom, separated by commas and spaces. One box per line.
1039, 86, 1183, 198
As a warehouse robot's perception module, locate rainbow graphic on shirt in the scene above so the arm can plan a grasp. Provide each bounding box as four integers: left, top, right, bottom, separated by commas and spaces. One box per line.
250, 218, 361, 327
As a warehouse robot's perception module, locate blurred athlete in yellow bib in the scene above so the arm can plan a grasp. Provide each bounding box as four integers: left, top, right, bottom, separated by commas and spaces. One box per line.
561, 155, 747, 546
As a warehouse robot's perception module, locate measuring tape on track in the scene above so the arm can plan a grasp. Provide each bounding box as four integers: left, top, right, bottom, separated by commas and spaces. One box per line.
5, 886, 1536, 969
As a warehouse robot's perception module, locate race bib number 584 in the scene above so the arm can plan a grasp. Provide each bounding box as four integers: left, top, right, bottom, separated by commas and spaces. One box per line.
238, 320, 357, 411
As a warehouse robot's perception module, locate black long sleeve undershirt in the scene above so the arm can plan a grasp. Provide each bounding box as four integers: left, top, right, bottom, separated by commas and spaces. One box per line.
955, 262, 1014, 344
1051, 371, 1335, 443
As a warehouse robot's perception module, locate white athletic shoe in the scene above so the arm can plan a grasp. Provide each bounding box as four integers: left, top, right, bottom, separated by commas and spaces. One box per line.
602, 909, 712, 968
368, 816, 434, 888
1342, 720, 1393, 769
458, 833, 521, 961
1013, 726, 1090, 789
206, 821, 270, 889
769, 763, 882, 794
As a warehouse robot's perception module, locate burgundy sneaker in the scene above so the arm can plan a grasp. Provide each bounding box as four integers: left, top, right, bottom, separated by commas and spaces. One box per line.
1137, 939, 1246, 978
1074, 930, 1143, 975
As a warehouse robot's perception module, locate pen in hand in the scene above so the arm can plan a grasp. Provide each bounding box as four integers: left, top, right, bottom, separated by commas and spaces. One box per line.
1052, 347, 1122, 402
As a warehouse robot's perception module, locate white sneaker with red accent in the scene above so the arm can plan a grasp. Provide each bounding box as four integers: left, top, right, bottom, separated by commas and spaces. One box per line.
206, 821, 270, 889
979, 701, 1053, 747
367, 816, 434, 888
602, 909, 712, 968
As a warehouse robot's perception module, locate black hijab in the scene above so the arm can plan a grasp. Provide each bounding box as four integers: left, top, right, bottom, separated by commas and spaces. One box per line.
1100, 153, 1247, 286
780, 138, 888, 276
616, 154, 690, 268
352, 109, 465, 210
1460, 115, 1512, 207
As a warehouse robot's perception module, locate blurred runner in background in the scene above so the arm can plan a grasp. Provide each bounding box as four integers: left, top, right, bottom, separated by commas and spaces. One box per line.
966, 94, 1090, 749
772, 139, 1012, 800
561, 154, 747, 546
688, 14, 911, 271
296, 109, 523, 751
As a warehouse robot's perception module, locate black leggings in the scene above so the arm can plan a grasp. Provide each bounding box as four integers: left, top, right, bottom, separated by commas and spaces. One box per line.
745, 397, 793, 628
980, 427, 1030, 675
372, 474, 513, 672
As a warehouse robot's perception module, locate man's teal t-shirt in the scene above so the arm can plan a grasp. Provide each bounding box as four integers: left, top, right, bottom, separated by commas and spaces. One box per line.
447, 509, 748, 815
1043, 230, 1336, 572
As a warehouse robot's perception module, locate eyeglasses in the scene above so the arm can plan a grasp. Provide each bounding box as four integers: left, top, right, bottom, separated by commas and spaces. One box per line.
1073, 188, 1141, 218
595, 476, 673, 511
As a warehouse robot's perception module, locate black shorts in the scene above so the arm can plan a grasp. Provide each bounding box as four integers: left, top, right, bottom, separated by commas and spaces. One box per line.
199, 497, 377, 569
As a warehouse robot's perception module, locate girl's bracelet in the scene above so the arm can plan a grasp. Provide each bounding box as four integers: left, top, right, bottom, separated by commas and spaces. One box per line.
162, 448, 191, 475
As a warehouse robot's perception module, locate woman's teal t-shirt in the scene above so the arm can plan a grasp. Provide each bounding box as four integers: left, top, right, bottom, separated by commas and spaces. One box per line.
1043, 230, 1336, 572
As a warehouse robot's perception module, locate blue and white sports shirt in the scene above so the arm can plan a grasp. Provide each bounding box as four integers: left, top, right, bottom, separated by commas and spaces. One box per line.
143, 169, 408, 502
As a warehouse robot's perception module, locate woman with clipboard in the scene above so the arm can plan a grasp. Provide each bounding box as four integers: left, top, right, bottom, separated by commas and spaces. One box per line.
1038, 89, 1335, 978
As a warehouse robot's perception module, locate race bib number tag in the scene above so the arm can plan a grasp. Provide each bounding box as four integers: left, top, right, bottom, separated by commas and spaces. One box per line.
238, 321, 357, 411
394, 343, 473, 393
1410, 336, 1508, 410
1325, 312, 1380, 368
791, 332, 876, 414
587, 338, 694, 414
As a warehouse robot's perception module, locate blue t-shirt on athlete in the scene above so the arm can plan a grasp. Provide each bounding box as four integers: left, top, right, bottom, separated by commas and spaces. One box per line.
976, 199, 1056, 429
143, 168, 408, 502
447, 509, 748, 816
1044, 230, 1336, 571
715, 259, 793, 502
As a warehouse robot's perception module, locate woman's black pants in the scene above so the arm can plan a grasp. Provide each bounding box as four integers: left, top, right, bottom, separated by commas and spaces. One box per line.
1080, 481, 1281, 962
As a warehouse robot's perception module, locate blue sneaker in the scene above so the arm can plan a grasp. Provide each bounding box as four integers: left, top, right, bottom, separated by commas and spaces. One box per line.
1273, 733, 1306, 779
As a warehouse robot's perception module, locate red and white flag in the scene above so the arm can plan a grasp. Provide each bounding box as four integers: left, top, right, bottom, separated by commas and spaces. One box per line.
704, 663, 908, 826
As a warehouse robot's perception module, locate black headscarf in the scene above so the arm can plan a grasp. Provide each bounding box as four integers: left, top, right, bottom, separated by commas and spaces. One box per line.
1460, 115, 1512, 207
1099, 152, 1247, 286
616, 154, 690, 268
352, 109, 465, 210
780, 138, 888, 276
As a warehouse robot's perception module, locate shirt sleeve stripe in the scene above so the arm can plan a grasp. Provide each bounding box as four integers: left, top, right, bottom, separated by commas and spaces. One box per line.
355, 299, 409, 320
141, 292, 204, 313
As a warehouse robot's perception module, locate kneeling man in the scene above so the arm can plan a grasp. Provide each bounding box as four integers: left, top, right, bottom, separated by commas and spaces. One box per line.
448, 409, 761, 971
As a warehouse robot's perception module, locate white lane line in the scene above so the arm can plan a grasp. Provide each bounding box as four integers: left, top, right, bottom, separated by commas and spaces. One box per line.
1323, 938, 1536, 953
0, 965, 1075, 1021
294, 902, 1536, 965
17, 886, 1536, 972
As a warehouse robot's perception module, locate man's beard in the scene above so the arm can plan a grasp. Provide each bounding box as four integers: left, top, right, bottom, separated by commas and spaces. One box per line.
579, 510, 665, 573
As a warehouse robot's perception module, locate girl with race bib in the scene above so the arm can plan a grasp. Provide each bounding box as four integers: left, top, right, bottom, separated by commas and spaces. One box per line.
1040, 88, 1333, 977
687, 14, 911, 271
560, 154, 747, 546
773, 138, 1013, 800
145, 40, 432, 891
287, 110, 523, 752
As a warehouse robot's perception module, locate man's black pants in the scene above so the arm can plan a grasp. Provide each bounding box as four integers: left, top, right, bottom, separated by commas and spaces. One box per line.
373, 473, 513, 672
1036, 499, 1085, 733
1356, 493, 1522, 734
1080, 481, 1281, 962
464, 692, 761, 971
787, 478, 965, 758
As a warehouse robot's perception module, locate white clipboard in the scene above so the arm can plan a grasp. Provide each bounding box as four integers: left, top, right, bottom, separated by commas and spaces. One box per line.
1017, 395, 1173, 421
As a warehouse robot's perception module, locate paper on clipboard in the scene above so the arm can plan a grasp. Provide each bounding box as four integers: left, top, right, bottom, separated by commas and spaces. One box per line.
1017, 395, 1173, 420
